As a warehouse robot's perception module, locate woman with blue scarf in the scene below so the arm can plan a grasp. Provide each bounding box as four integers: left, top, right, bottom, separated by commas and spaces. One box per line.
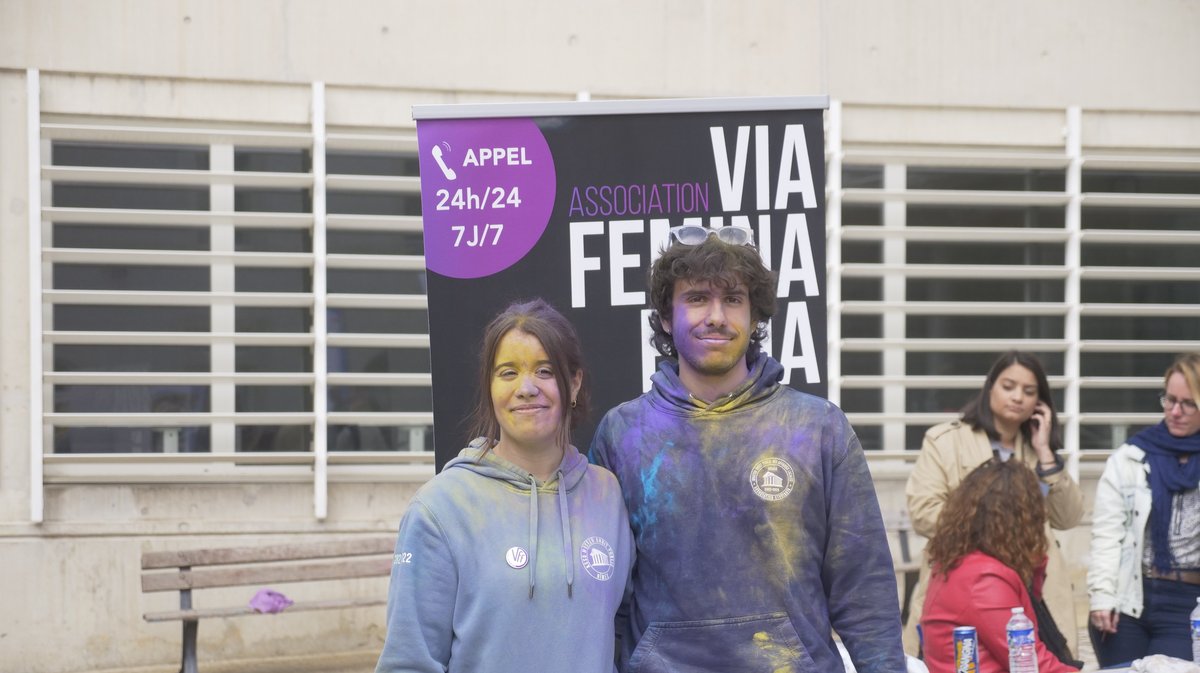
1088, 353, 1200, 666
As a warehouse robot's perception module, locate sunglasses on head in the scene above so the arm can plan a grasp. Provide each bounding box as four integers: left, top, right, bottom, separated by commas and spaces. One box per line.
668, 224, 755, 247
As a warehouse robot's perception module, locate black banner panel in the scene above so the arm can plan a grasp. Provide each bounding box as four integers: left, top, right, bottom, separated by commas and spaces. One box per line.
415, 99, 828, 470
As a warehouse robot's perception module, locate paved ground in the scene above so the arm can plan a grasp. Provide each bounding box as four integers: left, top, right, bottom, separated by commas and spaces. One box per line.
92, 630, 1101, 673
91, 650, 378, 673
1079, 626, 1101, 671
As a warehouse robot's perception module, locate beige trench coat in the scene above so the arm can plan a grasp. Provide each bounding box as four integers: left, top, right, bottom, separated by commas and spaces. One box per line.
903, 420, 1084, 657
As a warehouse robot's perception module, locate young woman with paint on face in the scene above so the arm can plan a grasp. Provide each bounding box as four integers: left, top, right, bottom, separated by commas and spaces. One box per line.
375, 299, 633, 673
903, 351, 1083, 658
1088, 353, 1200, 667
921, 459, 1080, 673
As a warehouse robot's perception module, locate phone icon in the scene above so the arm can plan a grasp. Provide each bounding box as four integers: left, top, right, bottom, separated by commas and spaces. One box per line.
431, 142, 457, 181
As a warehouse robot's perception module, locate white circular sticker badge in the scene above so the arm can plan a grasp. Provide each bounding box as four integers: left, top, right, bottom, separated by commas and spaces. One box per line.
505, 546, 529, 569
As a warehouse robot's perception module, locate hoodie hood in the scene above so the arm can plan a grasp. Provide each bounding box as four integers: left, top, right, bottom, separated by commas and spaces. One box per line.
648, 350, 783, 415
444, 439, 588, 598
445, 438, 589, 492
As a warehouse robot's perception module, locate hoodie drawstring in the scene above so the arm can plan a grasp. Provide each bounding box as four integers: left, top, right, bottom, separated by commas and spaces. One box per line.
557, 468, 574, 598
451, 444, 583, 602
526, 473, 538, 599
525, 471, 576, 600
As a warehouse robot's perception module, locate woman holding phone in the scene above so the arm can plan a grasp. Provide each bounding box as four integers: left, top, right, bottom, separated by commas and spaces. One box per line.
903, 351, 1084, 658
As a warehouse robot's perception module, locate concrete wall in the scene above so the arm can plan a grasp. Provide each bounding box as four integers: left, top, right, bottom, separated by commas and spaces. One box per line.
2, 0, 1198, 109
0, 65, 437, 671
2, 480, 425, 670
0, 1, 1197, 671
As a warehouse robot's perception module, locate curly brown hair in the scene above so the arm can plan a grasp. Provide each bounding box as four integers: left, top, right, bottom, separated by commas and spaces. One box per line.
925, 459, 1048, 586
646, 237, 778, 358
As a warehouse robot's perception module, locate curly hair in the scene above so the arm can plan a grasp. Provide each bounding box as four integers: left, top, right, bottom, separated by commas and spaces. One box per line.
465, 298, 589, 451
960, 350, 1063, 453
925, 459, 1048, 586
646, 237, 778, 358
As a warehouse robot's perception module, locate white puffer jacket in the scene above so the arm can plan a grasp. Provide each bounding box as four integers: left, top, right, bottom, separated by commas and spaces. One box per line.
1088, 443, 1153, 617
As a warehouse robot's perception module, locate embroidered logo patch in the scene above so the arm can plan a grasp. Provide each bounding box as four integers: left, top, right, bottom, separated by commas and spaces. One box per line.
750, 457, 796, 501
579, 536, 616, 581
505, 546, 529, 569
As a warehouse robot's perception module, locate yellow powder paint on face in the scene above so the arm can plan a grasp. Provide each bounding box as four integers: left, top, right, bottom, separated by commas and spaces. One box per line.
752, 631, 798, 673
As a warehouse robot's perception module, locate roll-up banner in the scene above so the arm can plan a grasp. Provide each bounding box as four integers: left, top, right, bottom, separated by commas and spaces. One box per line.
413, 97, 829, 471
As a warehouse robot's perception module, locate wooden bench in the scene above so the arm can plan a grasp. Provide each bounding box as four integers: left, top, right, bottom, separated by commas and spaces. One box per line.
141, 537, 394, 673
885, 510, 924, 626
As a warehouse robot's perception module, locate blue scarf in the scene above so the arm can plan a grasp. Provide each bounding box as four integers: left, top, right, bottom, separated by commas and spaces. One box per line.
1128, 422, 1200, 572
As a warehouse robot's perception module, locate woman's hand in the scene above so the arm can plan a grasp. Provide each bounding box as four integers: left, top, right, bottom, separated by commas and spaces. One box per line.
1090, 609, 1119, 634
1030, 401, 1055, 465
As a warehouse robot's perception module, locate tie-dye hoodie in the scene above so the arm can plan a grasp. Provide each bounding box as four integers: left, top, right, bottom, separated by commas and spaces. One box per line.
376, 440, 634, 673
589, 354, 905, 673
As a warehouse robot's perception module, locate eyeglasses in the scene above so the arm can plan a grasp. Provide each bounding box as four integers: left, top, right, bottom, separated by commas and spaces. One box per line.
1160, 393, 1199, 416
668, 224, 755, 247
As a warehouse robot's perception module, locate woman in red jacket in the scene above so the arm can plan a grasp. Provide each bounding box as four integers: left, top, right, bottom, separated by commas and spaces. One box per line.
921, 459, 1080, 673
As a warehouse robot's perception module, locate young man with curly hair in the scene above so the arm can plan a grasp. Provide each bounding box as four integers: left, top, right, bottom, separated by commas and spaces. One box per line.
589, 225, 905, 673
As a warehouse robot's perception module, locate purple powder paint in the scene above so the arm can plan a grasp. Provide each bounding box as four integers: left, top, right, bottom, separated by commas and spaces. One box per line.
417, 118, 556, 279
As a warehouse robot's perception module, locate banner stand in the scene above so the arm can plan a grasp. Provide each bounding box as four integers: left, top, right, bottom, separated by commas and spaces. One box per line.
413, 96, 830, 471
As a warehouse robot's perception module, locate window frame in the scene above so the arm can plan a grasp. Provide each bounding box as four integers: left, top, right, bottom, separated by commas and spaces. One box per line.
25, 72, 1200, 523
827, 102, 1200, 483
30, 78, 436, 523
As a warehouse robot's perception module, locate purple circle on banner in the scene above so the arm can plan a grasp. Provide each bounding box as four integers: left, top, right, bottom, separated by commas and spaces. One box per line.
417, 118, 556, 279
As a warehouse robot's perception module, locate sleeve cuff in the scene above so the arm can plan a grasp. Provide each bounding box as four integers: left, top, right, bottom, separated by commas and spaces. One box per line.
1036, 454, 1065, 478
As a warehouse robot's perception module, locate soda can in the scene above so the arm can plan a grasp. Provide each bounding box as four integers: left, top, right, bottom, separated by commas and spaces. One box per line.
953, 626, 978, 673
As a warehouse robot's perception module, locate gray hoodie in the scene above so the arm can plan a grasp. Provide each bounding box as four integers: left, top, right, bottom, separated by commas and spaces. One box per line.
376, 440, 634, 673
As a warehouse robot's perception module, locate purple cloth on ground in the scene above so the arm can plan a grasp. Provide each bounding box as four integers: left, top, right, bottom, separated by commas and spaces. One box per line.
248, 588, 294, 613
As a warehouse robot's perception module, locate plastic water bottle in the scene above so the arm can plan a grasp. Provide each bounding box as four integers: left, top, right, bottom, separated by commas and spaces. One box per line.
1191, 596, 1200, 663
1006, 607, 1038, 673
